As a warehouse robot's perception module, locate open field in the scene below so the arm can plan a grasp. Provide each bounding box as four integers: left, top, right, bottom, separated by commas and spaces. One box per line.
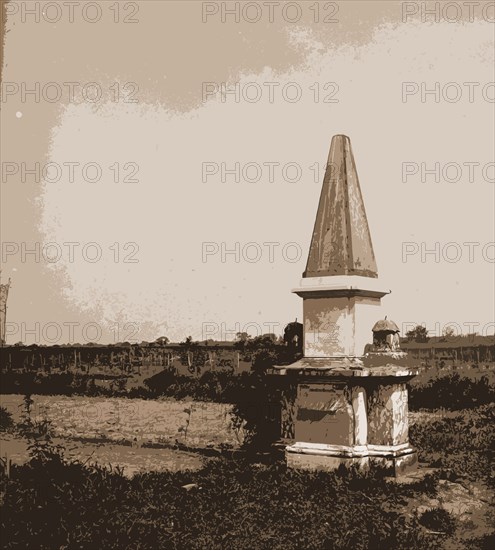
1, 365, 493, 549
1, 409, 493, 550
0, 394, 240, 449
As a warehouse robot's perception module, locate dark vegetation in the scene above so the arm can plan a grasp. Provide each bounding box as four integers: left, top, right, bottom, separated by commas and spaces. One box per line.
1, 355, 493, 548
0, 430, 447, 550
2, 361, 494, 411
2, 399, 490, 550
410, 404, 494, 487
409, 369, 495, 410
418, 507, 457, 535
0, 369, 278, 402
0, 406, 14, 431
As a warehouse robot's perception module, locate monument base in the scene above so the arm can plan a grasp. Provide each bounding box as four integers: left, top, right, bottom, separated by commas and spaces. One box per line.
269, 355, 420, 478
371, 450, 418, 477
286, 441, 418, 476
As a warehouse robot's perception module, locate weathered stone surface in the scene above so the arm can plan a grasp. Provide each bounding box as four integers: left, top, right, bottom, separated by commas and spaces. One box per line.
294, 383, 354, 446
268, 356, 418, 378
303, 135, 377, 278
302, 294, 384, 357
280, 384, 297, 440
351, 386, 368, 446
273, 374, 418, 476
287, 451, 370, 472
367, 383, 409, 446
370, 451, 418, 476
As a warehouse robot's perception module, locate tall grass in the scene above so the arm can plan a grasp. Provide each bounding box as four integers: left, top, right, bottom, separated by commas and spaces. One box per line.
1, 452, 443, 550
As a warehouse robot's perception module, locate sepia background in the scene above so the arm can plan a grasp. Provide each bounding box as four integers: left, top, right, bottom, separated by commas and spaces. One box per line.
1, 0, 494, 344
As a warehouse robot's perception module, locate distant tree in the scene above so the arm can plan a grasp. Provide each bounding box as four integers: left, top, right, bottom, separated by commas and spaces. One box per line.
441, 326, 457, 341
155, 336, 170, 345
258, 333, 278, 345
233, 332, 251, 351
245, 334, 280, 373
244, 333, 277, 354
181, 336, 193, 346
116, 341, 132, 348
443, 326, 456, 338
235, 332, 251, 344
405, 325, 428, 343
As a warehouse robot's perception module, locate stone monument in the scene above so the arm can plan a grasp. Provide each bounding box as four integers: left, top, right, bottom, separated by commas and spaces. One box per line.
269, 135, 418, 476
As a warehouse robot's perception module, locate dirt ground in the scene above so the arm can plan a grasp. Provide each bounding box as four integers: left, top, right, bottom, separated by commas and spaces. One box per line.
0, 394, 241, 449
0, 434, 203, 476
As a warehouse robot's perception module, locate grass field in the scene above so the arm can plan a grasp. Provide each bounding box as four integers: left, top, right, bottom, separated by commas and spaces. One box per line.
0, 363, 493, 549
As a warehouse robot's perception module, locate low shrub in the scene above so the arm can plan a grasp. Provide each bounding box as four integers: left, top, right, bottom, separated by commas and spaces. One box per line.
409, 373, 495, 410
418, 507, 456, 534
0, 406, 14, 431
410, 404, 494, 484
0, 371, 113, 396
1, 455, 440, 550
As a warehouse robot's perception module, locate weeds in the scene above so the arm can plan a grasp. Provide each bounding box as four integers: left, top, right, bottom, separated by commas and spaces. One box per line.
418, 507, 456, 535
409, 372, 495, 410
410, 404, 495, 485
15, 394, 65, 466
1, 455, 440, 550
0, 406, 13, 432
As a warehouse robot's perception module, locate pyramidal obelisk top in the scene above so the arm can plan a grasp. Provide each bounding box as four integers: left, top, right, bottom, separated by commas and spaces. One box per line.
303, 134, 378, 279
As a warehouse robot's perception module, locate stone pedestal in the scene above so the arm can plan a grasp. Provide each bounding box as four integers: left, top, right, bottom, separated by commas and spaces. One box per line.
294, 275, 390, 358
269, 354, 418, 476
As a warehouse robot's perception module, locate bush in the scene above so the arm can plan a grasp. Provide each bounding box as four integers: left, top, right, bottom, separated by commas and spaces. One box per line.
409, 373, 495, 410
0, 372, 109, 396
230, 372, 284, 454
0, 406, 14, 431
410, 404, 494, 484
463, 532, 495, 550
418, 507, 456, 535
1, 455, 439, 550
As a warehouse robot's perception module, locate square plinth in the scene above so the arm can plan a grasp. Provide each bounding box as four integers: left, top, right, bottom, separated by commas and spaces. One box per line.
269, 357, 419, 476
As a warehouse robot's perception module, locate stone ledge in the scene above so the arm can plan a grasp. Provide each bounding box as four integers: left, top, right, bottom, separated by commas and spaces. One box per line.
292, 275, 390, 299
286, 441, 416, 460
286, 444, 418, 476
287, 442, 369, 458
286, 450, 418, 476
268, 356, 419, 378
